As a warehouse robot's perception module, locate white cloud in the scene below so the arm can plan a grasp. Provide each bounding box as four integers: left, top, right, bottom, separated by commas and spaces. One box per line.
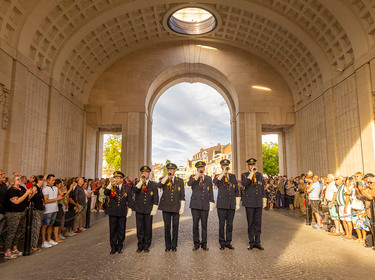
152, 83, 231, 165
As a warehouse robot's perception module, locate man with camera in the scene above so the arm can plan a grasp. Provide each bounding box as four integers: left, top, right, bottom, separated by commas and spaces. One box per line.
133, 166, 159, 253
188, 161, 215, 251
158, 163, 185, 252
241, 158, 265, 251
213, 159, 240, 250
104, 171, 133, 254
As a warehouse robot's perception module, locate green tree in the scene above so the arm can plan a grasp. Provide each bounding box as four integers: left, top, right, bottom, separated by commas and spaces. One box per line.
104, 135, 122, 171
262, 142, 279, 177
163, 159, 171, 176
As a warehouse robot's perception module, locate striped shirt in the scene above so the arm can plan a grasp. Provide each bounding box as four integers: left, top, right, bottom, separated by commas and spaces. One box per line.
336, 183, 347, 206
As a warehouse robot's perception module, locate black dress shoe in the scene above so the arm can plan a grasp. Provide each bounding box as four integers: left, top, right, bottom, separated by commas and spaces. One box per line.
136, 248, 143, 253
118, 249, 124, 254
220, 245, 225, 250
247, 245, 254, 250
144, 248, 150, 253
110, 249, 116, 255
171, 247, 177, 252
201, 245, 209, 251
226, 244, 235, 250
165, 248, 171, 252
254, 244, 264, 251
193, 245, 200, 251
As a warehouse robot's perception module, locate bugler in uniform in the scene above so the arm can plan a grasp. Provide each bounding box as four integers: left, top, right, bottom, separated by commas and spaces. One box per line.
213, 159, 240, 250
133, 166, 159, 253
104, 171, 133, 254
158, 163, 185, 252
241, 158, 266, 251
188, 161, 215, 251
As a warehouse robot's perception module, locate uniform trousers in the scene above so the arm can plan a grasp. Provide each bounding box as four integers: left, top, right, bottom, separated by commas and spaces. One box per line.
109, 216, 127, 251
191, 209, 209, 246
245, 207, 262, 246
136, 212, 153, 250
217, 208, 235, 246
162, 211, 180, 249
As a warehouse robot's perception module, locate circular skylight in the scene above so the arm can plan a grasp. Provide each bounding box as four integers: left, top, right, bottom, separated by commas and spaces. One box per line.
168, 7, 217, 35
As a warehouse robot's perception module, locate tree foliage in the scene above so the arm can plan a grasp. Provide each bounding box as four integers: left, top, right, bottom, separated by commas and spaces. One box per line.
104, 135, 122, 171
262, 142, 279, 178
163, 159, 171, 176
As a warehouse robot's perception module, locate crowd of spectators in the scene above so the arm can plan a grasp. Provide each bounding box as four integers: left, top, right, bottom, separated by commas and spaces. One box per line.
2, 167, 375, 260
264, 171, 375, 247
0, 170, 122, 260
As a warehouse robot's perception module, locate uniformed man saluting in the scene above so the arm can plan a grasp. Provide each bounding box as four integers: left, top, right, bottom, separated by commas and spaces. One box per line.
158, 163, 185, 252
213, 159, 240, 250
133, 166, 159, 253
188, 161, 215, 251
104, 171, 132, 254
241, 158, 266, 251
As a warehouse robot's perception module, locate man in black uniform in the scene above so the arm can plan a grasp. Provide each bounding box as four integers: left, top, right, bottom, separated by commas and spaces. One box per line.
241, 158, 265, 251
158, 163, 185, 252
133, 165, 159, 253
104, 171, 133, 254
213, 159, 240, 250
188, 161, 215, 251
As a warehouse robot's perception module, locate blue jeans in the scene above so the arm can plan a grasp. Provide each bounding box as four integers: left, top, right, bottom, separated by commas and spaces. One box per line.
277, 192, 284, 208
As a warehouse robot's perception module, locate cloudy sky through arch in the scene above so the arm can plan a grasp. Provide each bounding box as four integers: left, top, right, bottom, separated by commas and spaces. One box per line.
152, 82, 231, 166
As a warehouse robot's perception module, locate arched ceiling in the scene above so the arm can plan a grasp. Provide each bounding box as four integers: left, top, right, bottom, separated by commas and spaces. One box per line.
1, 0, 374, 104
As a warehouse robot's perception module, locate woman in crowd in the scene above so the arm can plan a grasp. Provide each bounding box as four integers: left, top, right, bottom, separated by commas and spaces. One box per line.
98, 182, 107, 212
90, 179, 99, 212
30, 175, 45, 252
4, 175, 32, 259
64, 178, 78, 237
285, 179, 296, 209
265, 178, 276, 210
54, 179, 74, 242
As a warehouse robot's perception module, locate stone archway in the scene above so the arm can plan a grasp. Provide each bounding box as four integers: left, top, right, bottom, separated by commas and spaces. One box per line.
144, 63, 239, 174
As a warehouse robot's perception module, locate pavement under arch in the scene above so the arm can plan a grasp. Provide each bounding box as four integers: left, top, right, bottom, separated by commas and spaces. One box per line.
1, 190, 375, 280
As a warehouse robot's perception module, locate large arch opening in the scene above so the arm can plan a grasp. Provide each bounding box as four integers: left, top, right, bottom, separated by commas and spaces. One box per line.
145, 63, 239, 176
151, 82, 231, 182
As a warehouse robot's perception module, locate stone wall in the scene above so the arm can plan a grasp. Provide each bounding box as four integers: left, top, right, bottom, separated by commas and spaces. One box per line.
0, 43, 85, 177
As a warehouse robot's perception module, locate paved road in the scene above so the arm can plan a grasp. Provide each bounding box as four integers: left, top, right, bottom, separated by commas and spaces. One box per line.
2, 189, 375, 279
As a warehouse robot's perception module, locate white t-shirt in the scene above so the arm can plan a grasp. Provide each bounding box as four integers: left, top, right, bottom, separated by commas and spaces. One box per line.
325, 181, 337, 201
309, 181, 322, 200
42, 185, 59, 214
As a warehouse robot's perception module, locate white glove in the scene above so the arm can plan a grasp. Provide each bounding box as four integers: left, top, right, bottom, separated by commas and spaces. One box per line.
179, 200, 185, 215
136, 180, 143, 189
106, 182, 112, 190
209, 202, 215, 212
235, 197, 241, 211
194, 173, 200, 181
150, 204, 158, 216
126, 208, 132, 218
161, 176, 169, 185
247, 171, 255, 180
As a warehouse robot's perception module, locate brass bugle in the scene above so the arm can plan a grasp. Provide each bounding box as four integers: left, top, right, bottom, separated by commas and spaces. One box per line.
199, 170, 204, 174
225, 167, 230, 171
252, 167, 257, 172
141, 175, 146, 180
168, 172, 172, 176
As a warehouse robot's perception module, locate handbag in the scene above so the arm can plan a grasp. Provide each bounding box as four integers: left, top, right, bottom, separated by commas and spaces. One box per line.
263, 197, 267, 208
351, 198, 364, 210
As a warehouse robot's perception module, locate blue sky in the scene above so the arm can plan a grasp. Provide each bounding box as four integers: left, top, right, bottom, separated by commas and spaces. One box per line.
152, 82, 278, 166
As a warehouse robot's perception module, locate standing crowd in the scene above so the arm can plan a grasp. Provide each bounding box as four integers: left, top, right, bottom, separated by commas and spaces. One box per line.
2, 163, 374, 261
0, 171, 105, 259
264, 171, 375, 246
